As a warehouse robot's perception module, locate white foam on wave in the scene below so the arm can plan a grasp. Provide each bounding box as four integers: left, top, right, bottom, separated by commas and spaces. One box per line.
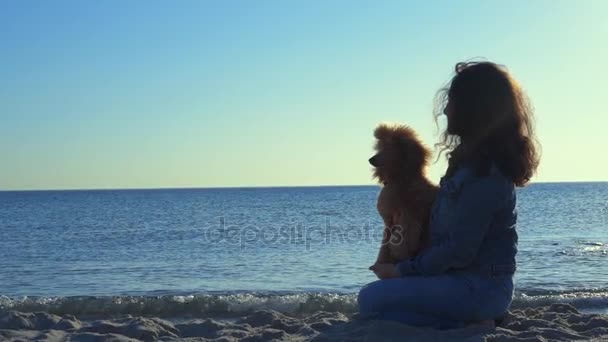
0, 292, 358, 317
512, 290, 608, 310
1, 290, 607, 317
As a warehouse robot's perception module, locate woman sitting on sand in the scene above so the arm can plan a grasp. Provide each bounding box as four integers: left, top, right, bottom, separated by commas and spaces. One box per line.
358, 61, 540, 329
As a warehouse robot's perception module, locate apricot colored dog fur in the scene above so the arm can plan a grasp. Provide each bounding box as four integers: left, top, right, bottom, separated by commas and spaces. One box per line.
369, 124, 438, 264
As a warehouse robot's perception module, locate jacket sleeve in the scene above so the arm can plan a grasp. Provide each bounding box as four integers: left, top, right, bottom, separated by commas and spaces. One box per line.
396, 175, 509, 276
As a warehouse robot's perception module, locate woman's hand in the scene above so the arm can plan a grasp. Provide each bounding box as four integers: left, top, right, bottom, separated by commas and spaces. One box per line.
369, 263, 399, 279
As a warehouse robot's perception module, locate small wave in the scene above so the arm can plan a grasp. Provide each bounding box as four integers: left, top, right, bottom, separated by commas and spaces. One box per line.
1, 289, 606, 318
512, 289, 608, 310
577, 240, 605, 247
554, 241, 607, 256
0, 292, 358, 318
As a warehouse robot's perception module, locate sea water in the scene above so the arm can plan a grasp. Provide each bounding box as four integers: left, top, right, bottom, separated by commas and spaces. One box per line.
1, 183, 606, 316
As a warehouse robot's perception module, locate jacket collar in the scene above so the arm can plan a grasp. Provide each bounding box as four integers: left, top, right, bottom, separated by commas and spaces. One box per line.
440, 166, 473, 195
440, 162, 502, 195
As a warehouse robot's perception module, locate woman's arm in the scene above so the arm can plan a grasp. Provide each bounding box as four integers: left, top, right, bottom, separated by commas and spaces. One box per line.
396, 175, 511, 276
375, 225, 394, 264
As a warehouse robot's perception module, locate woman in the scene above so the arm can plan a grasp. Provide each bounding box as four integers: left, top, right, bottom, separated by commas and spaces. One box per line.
358, 61, 540, 329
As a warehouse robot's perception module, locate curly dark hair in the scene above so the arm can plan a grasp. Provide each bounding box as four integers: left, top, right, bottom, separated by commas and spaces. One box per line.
434, 61, 540, 186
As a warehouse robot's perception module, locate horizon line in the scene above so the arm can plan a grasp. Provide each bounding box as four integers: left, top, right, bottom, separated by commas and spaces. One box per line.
1, 180, 607, 192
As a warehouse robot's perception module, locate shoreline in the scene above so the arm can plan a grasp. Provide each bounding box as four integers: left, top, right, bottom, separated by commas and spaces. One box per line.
3, 290, 608, 319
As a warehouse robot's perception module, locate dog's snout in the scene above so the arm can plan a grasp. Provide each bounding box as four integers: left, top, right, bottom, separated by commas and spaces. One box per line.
369, 155, 379, 167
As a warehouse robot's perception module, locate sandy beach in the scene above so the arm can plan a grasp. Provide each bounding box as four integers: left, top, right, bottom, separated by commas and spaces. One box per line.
2, 303, 607, 341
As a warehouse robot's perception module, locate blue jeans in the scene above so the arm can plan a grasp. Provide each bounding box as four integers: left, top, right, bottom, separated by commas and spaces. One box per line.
357, 272, 514, 329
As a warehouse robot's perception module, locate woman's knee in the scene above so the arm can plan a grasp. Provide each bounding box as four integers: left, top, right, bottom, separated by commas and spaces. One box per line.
357, 282, 374, 313
357, 280, 386, 314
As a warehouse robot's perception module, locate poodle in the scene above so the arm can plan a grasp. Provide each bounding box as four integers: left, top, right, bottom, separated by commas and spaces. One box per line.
368, 123, 438, 265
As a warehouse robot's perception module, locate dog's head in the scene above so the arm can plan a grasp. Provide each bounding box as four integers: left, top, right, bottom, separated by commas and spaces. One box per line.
369, 124, 431, 184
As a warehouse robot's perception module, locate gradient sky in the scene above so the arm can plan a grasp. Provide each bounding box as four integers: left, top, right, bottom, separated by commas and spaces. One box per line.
1, 0, 607, 190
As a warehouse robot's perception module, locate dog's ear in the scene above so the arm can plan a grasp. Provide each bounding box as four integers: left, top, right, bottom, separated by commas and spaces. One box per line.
390, 125, 414, 151
396, 131, 432, 168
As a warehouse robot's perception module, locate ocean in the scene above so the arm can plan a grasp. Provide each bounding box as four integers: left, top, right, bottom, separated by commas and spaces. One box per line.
1, 183, 607, 317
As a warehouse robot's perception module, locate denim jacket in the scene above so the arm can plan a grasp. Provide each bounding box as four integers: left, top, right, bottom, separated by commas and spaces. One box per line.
397, 163, 518, 277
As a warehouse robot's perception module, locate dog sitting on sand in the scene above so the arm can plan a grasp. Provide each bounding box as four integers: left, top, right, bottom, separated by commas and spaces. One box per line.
368, 123, 438, 265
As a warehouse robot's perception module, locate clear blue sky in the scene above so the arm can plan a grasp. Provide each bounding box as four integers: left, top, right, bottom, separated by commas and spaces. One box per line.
1, 0, 606, 190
